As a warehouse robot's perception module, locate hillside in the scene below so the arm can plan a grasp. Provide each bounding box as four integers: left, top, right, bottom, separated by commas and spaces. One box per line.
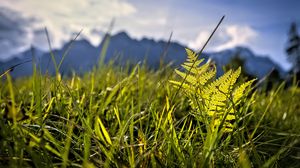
0, 32, 284, 78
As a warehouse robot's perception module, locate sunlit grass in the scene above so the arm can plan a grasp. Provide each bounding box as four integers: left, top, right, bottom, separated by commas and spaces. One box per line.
1, 16, 300, 167
1, 59, 300, 167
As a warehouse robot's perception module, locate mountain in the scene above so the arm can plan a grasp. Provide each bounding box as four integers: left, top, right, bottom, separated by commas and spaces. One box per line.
0, 31, 284, 79
100, 32, 188, 67
0, 48, 44, 77
209, 47, 285, 78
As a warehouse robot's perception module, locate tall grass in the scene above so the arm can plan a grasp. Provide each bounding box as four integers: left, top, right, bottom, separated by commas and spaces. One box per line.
1, 57, 300, 167
1, 17, 300, 167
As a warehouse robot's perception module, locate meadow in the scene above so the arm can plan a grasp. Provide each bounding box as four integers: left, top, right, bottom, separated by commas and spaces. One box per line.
1, 17, 300, 167
1, 44, 300, 168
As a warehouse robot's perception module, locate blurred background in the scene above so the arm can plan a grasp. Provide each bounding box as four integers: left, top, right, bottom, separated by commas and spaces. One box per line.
0, 0, 300, 78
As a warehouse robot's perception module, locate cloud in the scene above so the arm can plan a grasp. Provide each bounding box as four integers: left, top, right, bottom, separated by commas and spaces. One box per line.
113, 4, 170, 41
0, 0, 292, 70
0, 7, 34, 60
214, 25, 257, 51
188, 25, 257, 51
0, 0, 136, 52
188, 31, 211, 50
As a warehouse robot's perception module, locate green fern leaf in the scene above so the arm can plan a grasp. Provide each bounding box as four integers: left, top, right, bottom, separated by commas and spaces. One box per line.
170, 48, 255, 133
233, 79, 256, 104
174, 69, 198, 85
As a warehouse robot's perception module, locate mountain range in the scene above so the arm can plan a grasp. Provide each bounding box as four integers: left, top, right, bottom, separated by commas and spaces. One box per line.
0, 31, 285, 79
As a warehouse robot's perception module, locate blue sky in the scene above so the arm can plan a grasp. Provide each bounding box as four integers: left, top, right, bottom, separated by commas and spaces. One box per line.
0, 0, 299, 70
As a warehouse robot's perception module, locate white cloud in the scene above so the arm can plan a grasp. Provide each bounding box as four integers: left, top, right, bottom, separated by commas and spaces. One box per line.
188, 25, 258, 51
0, 1, 289, 70
0, 0, 136, 50
215, 25, 257, 51
112, 5, 170, 41
188, 31, 210, 50
135, 17, 167, 27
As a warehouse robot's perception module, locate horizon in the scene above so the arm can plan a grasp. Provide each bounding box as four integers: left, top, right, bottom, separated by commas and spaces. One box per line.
1, 0, 300, 70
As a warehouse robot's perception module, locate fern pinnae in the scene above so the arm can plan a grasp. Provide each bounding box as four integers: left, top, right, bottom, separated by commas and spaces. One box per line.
233, 79, 256, 104
174, 69, 198, 85
171, 16, 225, 104
170, 47, 255, 133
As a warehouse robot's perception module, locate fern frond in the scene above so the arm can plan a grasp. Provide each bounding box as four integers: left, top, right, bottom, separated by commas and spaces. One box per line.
233, 79, 256, 104
170, 48, 255, 133
202, 69, 233, 97
198, 68, 216, 85
169, 80, 193, 93
174, 69, 197, 85
219, 67, 241, 94
185, 48, 198, 62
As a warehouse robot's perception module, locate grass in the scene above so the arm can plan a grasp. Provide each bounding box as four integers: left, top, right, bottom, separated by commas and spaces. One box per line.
0, 16, 300, 167
0, 57, 300, 167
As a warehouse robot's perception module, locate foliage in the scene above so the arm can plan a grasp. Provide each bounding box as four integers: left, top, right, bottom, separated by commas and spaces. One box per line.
170, 49, 255, 133
169, 48, 256, 167
286, 22, 300, 73
0, 49, 299, 167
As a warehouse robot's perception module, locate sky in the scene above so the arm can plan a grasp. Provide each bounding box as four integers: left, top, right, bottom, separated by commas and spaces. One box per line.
0, 0, 300, 70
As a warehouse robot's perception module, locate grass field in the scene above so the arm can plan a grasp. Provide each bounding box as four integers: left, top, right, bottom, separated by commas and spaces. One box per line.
1, 48, 300, 168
